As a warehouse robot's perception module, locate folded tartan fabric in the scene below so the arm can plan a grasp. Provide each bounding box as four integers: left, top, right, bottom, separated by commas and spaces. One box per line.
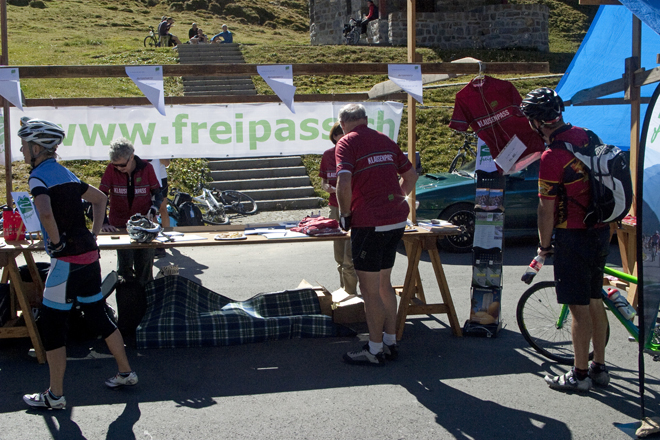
290, 216, 344, 236
136, 275, 338, 349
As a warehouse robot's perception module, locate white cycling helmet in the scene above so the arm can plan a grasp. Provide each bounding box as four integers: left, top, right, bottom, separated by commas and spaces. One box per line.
18, 117, 66, 150
126, 214, 162, 243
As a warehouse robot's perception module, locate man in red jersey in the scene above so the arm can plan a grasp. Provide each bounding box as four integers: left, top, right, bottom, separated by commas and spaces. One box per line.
335, 103, 417, 365
521, 88, 610, 392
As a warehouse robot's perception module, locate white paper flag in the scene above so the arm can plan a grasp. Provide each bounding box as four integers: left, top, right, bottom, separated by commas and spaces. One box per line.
0, 67, 24, 111
388, 64, 423, 104
257, 65, 296, 113
125, 66, 166, 116
11, 192, 42, 233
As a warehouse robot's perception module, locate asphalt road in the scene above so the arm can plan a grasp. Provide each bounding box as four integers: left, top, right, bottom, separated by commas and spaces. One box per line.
0, 237, 658, 440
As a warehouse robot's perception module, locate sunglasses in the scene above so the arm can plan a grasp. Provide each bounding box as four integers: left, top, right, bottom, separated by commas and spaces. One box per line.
112, 157, 132, 168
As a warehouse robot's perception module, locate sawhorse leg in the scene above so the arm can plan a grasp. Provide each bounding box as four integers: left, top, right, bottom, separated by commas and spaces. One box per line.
395, 235, 462, 340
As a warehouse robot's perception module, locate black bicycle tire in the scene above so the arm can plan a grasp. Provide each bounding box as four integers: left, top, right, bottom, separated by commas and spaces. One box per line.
516, 281, 610, 365
196, 204, 230, 225
144, 36, 157, 48
221, 190, 258, 215
449, 153, 466, 173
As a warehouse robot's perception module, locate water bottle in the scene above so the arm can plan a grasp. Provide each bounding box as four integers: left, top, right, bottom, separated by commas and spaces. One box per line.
521, 255, 545, 285
607, 288, 636, 321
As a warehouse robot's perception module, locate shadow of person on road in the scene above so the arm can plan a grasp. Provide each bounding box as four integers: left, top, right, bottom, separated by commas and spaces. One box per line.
106, 397, 141, 440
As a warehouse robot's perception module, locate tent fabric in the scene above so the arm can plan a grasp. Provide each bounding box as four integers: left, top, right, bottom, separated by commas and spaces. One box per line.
620, 0, 660, 36
136, 276, 338, 349
555, 5, 660, 150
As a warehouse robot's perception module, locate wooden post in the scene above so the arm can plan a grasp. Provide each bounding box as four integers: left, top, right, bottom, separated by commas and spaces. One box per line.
407, 0, 417, 223
1, 0, 11, 209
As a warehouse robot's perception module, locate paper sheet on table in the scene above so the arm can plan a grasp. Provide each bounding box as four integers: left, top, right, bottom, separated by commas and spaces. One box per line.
388, 64, 423, 104
257, 65, 296, 113
0, 68, 23, 111
125, 65, 166, 116
11, 191, 42, 232
472, 212, 503, 250
262, 231, 308, 239
244, 227, 286, 235
97, 235, 132, 246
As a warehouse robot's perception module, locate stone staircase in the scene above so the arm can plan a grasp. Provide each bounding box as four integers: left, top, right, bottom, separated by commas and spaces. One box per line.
207, 157, 323, 211
178, 43, 256, 96
178, 44, 322, 211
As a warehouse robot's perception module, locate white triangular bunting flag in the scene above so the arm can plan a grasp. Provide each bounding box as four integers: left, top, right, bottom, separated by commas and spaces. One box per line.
257, 65, 296, 113
125, 65, 166, 116
0, 67, 24, 111
388, 64, 423, 104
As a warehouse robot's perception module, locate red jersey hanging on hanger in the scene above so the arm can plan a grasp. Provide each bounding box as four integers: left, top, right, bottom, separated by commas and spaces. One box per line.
449, 76, 545, 170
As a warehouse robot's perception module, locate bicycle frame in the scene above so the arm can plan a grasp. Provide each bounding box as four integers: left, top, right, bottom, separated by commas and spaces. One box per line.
554, 266, 660, 353
193, 188, 225, 214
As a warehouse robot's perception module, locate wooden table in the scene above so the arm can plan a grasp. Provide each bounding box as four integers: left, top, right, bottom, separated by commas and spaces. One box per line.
0, 224, 462, 363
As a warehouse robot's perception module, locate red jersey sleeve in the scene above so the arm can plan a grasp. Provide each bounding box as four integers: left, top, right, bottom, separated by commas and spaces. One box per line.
449, 91, 471, 132
335, 135, 356, 174
99, 164, 113, 195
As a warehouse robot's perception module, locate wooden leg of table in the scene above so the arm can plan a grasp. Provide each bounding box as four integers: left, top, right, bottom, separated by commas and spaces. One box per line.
425, 238, 462, 337
5, 259, 46, 363
396, 238, 422, 340
403, 240, 426, 303
23, 251, 45, 294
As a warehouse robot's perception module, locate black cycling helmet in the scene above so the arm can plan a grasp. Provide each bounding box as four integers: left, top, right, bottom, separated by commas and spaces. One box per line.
126, 214, 162, 243
520, 88, 565, 123
18, 117, 66, 150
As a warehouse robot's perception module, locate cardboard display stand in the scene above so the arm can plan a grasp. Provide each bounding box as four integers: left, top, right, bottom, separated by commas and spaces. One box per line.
464, 170, 505, 337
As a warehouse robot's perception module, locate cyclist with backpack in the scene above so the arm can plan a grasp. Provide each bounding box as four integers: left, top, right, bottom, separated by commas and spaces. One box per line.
18, 118, 137, 410
520, 87, 611, 392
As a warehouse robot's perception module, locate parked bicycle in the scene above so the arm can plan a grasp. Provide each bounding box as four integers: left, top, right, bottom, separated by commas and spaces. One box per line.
448, 130, 478, 173
144, 25, 158, 48
168, 185, 257, 227
343, 18, 362, 45
516, 265, 660, 365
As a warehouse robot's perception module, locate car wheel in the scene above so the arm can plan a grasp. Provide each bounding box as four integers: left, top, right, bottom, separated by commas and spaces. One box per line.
438, 203, 475, 253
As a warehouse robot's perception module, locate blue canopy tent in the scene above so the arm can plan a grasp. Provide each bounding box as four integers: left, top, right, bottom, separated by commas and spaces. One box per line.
556, 5, 660, 150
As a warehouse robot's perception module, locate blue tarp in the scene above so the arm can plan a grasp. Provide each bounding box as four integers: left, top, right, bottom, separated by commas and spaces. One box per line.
556, 5, 660, 150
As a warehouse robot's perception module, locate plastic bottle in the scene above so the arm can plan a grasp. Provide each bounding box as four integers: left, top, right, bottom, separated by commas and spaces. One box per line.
521, 255, 545, 285
607, 288, 636, 321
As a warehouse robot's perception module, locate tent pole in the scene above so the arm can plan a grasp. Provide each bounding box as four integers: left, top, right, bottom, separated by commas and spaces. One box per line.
407, 0, 416, 223
1, 0, 11, 209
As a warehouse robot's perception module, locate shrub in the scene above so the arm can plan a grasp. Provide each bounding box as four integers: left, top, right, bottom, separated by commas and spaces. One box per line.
8, 0, 30, 5
29, 0, 47, 7
169, 1, 183, 11
147, 0, 159, 5
264, 21, 277, 29
208, 1, 223, 14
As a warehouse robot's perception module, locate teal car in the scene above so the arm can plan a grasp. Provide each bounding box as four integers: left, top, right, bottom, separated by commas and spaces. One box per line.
415, 160, 541, 252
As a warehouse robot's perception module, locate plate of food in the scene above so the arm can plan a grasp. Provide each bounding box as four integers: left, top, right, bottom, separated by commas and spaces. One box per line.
404, 224, 417, 233
214, 232, 247, 241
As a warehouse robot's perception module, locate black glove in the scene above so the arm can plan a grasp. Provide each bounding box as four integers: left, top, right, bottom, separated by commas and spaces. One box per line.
148, 206, 159, 221
47, 233, 67, 257
339, 214, 352, 232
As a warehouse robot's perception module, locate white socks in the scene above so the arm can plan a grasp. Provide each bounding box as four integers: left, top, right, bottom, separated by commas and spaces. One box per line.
383, 332, 396, 346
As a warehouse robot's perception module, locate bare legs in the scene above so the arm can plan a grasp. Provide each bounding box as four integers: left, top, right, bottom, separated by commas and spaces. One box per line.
569, 298, 608, 370
356, 267, 396, 343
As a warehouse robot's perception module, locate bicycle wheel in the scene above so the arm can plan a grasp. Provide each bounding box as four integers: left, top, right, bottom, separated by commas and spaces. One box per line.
449, 153, 466, 173
220, 190, 257, 215
516, 281, 609, 365
196, 204, 230, 225
144, 36, 157, 48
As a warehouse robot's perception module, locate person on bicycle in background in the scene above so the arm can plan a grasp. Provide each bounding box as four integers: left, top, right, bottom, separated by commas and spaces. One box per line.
100, 138, 162, 286
521, 88, 610, 392
19, 118, 137, 410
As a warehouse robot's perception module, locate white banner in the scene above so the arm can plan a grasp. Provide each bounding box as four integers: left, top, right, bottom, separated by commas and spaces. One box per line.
5, 102, 403, 162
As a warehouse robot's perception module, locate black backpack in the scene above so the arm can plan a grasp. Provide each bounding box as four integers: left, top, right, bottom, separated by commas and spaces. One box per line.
177, 201, 204, 226
561, 129, 633, 226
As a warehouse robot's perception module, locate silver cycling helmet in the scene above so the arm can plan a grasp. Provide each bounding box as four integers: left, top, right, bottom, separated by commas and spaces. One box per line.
18, 117, 66, 150
126, 214, 162, 243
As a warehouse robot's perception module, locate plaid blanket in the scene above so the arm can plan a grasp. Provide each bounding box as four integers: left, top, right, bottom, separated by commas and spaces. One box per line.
136, 276, 338, 349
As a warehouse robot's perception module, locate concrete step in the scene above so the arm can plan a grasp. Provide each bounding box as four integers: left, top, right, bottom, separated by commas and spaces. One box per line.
179, 55, 246, 63
184, 90, 257, 96
183, 76, 253, 82
210, 176, 312, 191
210, 166, 308, 181
183, 84, 255, 93
208, 157, 303, 170
177, 43, 241, 52
207, 186, 317, 201
254, 197, 324, 211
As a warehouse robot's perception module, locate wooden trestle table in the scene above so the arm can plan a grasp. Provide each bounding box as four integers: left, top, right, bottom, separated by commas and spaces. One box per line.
0, 224, 462, 363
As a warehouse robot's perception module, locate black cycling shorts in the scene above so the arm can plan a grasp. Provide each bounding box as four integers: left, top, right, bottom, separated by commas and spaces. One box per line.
351, 227, 404, 272
554, 227, 610, 305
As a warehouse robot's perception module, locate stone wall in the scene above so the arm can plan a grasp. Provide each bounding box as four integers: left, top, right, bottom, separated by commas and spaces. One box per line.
310, 1, 548, 52
388, 4, 548, 51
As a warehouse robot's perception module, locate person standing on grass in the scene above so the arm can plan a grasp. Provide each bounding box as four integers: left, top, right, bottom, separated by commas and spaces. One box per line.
520, 87, 610, 392
19, 118, 137, 410
319, 122, 358, 296
335, 103, 418, 365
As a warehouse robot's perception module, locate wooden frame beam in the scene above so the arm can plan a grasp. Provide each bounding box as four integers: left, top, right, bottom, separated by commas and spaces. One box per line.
11, 62, 548, 78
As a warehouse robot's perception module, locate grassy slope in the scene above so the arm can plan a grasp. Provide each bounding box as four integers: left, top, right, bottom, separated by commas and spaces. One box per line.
0, 0, 597, 205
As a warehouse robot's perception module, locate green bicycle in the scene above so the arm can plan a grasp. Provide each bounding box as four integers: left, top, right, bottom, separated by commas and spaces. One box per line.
516, 266, 660, 365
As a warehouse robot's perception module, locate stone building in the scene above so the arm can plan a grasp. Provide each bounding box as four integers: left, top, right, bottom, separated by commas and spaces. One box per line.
309, 0, 549, 51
